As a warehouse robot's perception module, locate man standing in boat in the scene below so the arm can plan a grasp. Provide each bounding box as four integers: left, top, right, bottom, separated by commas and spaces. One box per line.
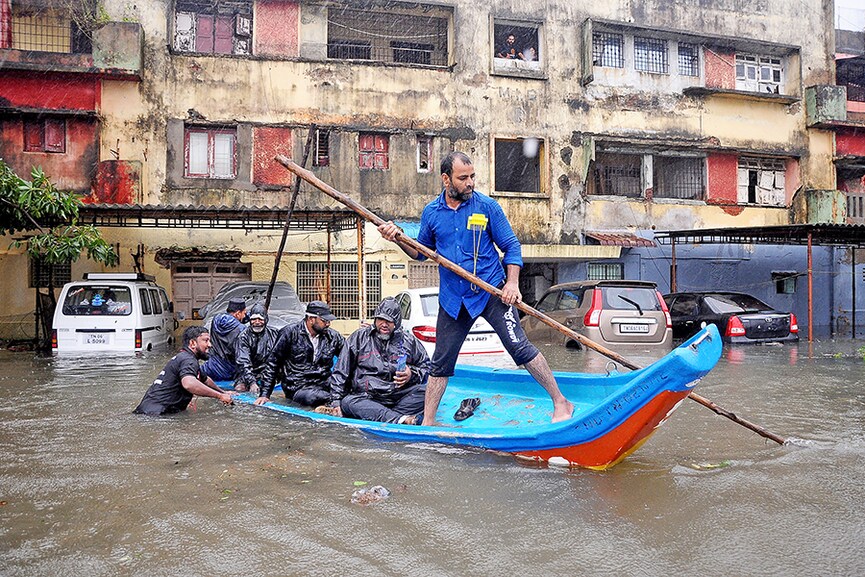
134, 326, 234, 416
254, 301, 345, 407
322, 297, 430, 425
378, 151, 574, 426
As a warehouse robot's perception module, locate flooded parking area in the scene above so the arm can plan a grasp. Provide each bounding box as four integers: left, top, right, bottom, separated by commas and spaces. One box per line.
2, 339, 865, 576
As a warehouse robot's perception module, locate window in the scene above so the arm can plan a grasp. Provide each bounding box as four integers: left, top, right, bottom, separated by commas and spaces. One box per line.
29, 259, 71, 288
149, 289, 163, 314
587, 263, 624, 281
184, 126, 237, 179
772, 272, 798, 294
296, 261, 382, 319
408, 261, 439, 288
634, 37, 668, 74
678, 42, 700, 77
23, 118, 65, 153
314, 130, 330, 167
359, 133, 389, 170
139, 288, 153, 315
737, 157, 786, 206
494, 138, 543, 194
590, 153, 642, 197
736, 54, 783, 94
9, 7, 91, 54
838, 58, 865, 102
653, 156, 705, 200
493, 23, 540, 62
174, 1, 252, 55
592, 32, 623, 68
417, 136, 432, 173
327, 6, 450, 67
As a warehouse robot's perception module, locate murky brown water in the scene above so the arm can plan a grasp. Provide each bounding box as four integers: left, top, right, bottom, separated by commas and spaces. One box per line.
2, 339, 865, 576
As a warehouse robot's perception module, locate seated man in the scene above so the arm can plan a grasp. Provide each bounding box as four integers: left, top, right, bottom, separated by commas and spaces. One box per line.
201, 298, 246, 381
325, 297, 430, 425
234, 301, 279, 394
255, 301, 345, 407
134, 326, 234, 416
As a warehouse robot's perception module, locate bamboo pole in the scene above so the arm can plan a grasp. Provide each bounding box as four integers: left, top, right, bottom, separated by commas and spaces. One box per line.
276, 155, 786, 445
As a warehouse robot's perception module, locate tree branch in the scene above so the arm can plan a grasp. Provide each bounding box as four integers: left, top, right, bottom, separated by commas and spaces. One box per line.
0, 197, 45, 233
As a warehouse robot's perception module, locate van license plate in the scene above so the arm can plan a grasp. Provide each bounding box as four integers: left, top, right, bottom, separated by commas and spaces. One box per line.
85, 334, 107, 345
619, 324, 649, 334
465, 335, 489, 342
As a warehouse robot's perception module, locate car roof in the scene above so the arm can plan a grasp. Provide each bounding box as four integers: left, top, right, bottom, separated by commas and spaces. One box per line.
548, 280, 658, 291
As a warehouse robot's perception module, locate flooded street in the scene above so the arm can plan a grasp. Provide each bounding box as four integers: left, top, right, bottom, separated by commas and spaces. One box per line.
2, 340, 865, 576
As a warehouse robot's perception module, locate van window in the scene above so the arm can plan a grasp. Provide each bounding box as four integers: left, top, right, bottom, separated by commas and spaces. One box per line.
159, 290, 170, 311
61, 285, 132, 316
140, 288, 153, 315
149, 289, 163, 314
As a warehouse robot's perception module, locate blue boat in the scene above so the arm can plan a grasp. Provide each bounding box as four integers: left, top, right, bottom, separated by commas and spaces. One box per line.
225, 324, 722, 469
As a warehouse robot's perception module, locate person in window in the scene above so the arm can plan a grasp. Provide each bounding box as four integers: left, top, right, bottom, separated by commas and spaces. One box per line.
134, 326, 234, 416
233, 301, 279, 394
201, 298, 247, 381
320, 297, 430, 425
496, 33, 522, 60
377, 151, 574, 426
254, 301, 345, 408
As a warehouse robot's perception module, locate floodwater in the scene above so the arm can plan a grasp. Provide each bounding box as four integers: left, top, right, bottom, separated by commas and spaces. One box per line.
1, 338, 865, 577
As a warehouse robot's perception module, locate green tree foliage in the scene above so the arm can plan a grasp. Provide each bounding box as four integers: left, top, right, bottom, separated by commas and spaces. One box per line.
1, 160, 118, 267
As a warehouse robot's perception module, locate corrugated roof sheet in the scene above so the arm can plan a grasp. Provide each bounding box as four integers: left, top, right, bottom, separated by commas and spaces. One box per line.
585, 231, 656, 247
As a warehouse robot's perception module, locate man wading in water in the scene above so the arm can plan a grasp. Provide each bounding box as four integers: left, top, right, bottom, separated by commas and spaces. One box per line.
378, 151, 574, 426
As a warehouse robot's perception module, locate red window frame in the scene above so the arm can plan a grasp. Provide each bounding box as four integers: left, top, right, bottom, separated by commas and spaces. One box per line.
359, 133, 389, 170
23, 118, 66, 153
184, 126, 237, 179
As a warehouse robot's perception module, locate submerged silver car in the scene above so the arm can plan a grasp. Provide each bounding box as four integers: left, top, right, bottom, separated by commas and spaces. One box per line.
521, 280, 673, 351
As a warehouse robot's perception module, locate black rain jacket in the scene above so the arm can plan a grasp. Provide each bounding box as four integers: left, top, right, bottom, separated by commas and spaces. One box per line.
328, 297, 430, 404
234, 303, 280, 386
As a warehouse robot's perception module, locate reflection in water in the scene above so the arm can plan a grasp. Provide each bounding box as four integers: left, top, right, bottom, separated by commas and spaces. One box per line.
2, 338, 865, 576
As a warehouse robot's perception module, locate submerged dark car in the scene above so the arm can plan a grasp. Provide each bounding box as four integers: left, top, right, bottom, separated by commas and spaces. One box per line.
663, 291, 798, 343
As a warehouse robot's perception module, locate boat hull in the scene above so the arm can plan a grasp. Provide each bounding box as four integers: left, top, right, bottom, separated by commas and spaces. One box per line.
224, 324, 722, 469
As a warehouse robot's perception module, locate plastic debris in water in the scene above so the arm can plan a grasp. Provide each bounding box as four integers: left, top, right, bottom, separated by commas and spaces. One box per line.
689, 460, 732, 470
351, 485, 391, 505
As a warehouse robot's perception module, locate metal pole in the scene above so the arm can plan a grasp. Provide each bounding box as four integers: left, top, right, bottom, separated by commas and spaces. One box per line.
357, 217, 365, 321
853, 247, 857, 339
326, 223, 332, 303
671, 238, 677, 292
808, 232, 814, 343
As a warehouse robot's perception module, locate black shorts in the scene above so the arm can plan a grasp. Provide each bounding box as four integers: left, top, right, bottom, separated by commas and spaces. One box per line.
430, 295, 539, 377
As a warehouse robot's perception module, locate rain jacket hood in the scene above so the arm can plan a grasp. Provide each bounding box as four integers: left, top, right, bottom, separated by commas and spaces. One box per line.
248, 301, 269, 326
373, 297, 402, 330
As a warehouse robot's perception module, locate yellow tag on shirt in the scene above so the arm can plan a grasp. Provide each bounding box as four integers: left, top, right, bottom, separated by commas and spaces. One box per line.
467, 213, 488, 229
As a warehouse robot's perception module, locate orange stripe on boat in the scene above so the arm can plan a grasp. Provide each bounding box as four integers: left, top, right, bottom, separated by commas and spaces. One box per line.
514, 390, 691, 470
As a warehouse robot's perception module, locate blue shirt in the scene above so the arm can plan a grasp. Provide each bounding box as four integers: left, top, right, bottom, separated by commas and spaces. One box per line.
416, 190, 523, 319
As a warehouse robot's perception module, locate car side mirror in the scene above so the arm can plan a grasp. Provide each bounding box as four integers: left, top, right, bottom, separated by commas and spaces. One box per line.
168, 302, 174, 313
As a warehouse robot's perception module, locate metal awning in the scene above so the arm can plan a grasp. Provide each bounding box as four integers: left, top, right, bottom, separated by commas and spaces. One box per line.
77, 203, 359, 232
655, 223, 865, 248
585, 231, 655, 247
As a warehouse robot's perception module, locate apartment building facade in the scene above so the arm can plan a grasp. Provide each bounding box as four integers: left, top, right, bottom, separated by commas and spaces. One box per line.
0, 0, 843, 337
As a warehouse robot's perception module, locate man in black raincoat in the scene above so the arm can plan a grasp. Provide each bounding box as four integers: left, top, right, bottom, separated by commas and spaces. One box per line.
234, 302, 279, 393
325, 297, 430, 425
255, 301, 345, 407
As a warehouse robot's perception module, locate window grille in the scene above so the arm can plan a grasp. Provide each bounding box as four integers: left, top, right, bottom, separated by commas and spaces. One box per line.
634, 37, 668, 74
591, 153, 642, 197
587, 263, 624, 281
29, 259, 71, 288
297, 261, 381, 319
678, 42, 699, 77
592, 32, 623, 68
408, 262, 439, 289
837, 59, 865, 102
314, 130, 330, 167
11, 11, 75, 53
327, 7, 449, 67
654, 157, 704, 200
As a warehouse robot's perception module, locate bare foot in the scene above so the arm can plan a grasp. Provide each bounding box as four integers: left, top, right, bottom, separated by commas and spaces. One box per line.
551, 400, 575, 423
397, 415, 417, 425
314, 405, 342, 417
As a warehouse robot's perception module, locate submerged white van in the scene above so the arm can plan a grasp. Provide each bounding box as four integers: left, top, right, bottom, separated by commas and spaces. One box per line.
53, 273, 176, 352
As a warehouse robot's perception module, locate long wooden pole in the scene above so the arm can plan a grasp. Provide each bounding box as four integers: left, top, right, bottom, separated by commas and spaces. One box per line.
276, 155, 786, 445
